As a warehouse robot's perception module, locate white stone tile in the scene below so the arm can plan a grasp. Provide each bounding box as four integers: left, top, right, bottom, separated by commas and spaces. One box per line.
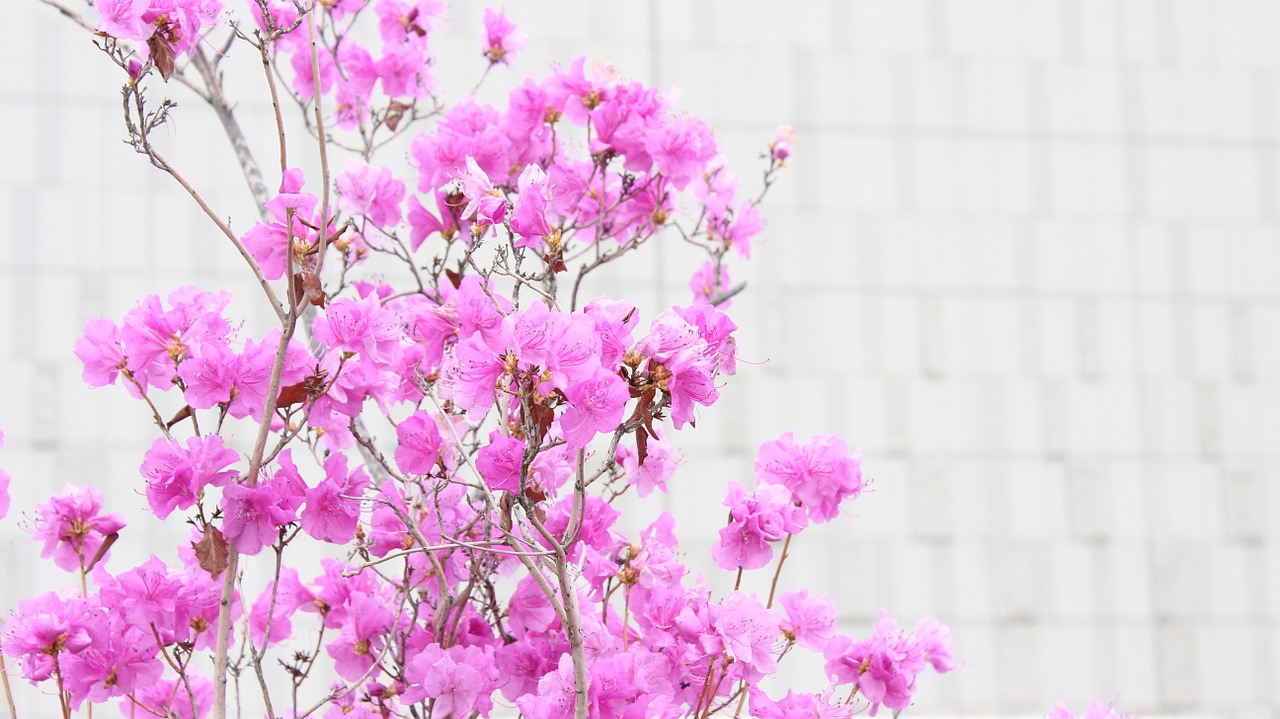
906, 60, 963, 130
962, 61, 1033, 132
1002, 460, 1067, 539
1151, 539, 1210, 618
1048, 140, 1130, 218
1046, 63, 1126, 136
1078, 0, 1123, 61
1102, 541, 1153, 620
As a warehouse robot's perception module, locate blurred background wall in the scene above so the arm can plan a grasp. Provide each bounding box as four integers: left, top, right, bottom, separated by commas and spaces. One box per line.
2, 0, 1279, 717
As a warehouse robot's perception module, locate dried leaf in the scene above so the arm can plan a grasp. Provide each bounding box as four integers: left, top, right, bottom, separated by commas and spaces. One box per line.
147, 35, 176, 81
639, 389, 659, 438
166, 405, 193, 430
524, 485, 547, 504
444, 268, 462, 289
276, 381, 309, 409
193, 524, 229, 579
635, 426, 649, 466
544, 248, 567, 274
84, 531, 119, 573
384, 101, 412, 132
301, 271, 325, 308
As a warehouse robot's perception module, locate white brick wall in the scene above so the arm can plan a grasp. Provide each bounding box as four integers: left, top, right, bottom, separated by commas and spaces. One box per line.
3, 0, 1278, 717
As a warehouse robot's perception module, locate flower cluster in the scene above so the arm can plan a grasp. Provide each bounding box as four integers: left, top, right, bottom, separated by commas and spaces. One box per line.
3, 3, 978, 719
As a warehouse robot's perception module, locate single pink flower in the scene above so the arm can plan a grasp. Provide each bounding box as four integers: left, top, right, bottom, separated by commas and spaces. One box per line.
476, 431, 525, 494
33, 485, 126, 572
481, 8, 527, 65
336, 159, 406, 229
560, 367, 629, 449
394, 410, 443, 475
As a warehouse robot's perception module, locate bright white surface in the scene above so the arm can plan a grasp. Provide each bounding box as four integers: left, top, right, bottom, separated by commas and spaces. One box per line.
2, 1, 1279, 717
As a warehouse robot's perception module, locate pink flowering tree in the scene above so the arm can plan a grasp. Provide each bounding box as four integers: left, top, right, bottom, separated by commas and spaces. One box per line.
1, 2, 1133, 719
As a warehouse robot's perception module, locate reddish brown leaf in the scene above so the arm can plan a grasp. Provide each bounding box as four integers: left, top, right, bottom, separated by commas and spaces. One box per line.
543, 248, 567, 274
301, 271, 325, 308
148, 35, 176, 81
166, 405, 193, 430
524, 485, 547, 503
85, 531, 119, 573
290, 272, 306, 307
193, 524, 230, 579
276, 381, 309, 408
639, 389, 659, 438
384, 101, 412, 132
444, 268, 462, 289
635, 426, 649, 466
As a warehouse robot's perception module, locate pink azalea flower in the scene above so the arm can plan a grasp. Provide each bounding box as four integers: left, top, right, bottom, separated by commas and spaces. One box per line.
248, 567, 311, 648
459, 156, 509, 229
98, 556, 184, 640
437, 333, 503, 420
481, 8, 527, 65
119, 673, 213, 719
662, 351, 718, 430
2, 592, 107, 689
779, 590, 838, 651
583, 296, 638, 370
495, 639, 553, 701
61, 625, 162, 708
74, 318, 127, 387
723, 199, 763, 259
326, 593, 394, 681
645, 115, 717, 191
406, 192, 456, 250
689, 259, 730, 307
615, 426, 677, 498
375, 0, 445, 45
711, 482, 805, 571
560, 367, 629, 449
313, 293, 404, 363
220, 472, 302, 556
546, 56, 617, 126
516, 654, 580, 719
755, 432, 863, 523
225, 330, 314, 420
456, 274, 511, 350
301, 453, 369, 544
411, 100, 511, 192
290, 43, 338, 100
502, 300, 555, 367
509, 163, 555, 247
476, 431, 525, 494
713, 592, 780, 682
914, 615, 957, 672
140, 435, 239, 520
96, 0, 152, 40
673, 303, 738, 375
824, 610, 927, 717
546, 312, 602, 389
403, 643, 499, 715
377, 43, 435, 99
176, 340, 238, 409
394, 410, 443, 475
120, 287, 232, 393
769, 124, 797, 162
336, 159, 406, 229
33, 485, 126, 572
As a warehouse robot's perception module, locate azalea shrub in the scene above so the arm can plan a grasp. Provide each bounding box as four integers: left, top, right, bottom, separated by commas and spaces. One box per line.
2, 2, 1131, 719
